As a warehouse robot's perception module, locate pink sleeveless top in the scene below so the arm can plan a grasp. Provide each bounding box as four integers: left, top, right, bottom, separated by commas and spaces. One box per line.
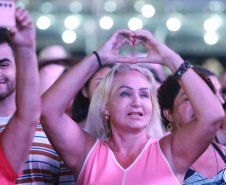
76, 138, 180, 185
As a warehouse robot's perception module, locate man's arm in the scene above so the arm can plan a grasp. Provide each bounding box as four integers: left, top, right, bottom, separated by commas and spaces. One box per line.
0, 8, 40, 174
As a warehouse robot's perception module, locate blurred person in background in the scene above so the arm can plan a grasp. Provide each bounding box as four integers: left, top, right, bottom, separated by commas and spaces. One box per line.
37, 45, 82, 184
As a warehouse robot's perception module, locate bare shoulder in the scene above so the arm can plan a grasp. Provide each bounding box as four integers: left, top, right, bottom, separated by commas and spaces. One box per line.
159, 134, 173, 160
72, 132, 97, 176
159, 133, 185, 183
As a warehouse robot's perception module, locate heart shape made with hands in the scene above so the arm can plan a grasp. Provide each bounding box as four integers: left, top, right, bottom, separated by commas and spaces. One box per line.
119, 36, 148, 63
115, 31, 172, 65
103, 29, 167, 64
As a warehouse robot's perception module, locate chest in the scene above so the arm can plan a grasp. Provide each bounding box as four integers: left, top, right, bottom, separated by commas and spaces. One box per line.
191, 147, 225, 179
77, 140, 180, 185
113, 152, 140, 169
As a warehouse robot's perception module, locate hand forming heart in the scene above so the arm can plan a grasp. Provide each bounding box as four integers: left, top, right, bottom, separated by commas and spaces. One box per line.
96, 29, 179, 66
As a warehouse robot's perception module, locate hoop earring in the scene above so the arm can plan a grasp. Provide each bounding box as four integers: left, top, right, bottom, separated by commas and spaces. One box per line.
166, 123, 173, 132
105, 115, 110, 122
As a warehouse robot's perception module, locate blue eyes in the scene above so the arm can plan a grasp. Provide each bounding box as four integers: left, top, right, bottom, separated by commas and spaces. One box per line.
120, 92, 149, 98
184, 98, 189, 101
141, 94, 148, 98
121, 92, 130, 97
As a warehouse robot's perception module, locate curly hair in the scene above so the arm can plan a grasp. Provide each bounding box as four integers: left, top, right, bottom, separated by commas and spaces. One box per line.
158, 68, 216, 131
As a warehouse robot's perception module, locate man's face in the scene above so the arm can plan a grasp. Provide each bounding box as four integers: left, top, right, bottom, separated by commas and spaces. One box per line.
0, 43, 16, 100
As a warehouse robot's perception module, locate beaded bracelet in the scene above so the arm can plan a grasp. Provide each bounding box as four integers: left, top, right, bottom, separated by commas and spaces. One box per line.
92, 51, 102, 67
173, 60, 192, 81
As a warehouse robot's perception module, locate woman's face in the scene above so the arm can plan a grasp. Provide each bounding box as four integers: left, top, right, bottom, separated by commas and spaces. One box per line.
105, 70, 153, 133
86, 67, 111, 100
171, 88, 196, 130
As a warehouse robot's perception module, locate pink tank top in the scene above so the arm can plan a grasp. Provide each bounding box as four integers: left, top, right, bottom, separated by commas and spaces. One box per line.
76, 138, 180, 185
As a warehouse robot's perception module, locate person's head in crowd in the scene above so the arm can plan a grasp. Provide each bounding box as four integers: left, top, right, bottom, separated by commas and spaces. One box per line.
38, 45, 70, 95
39, 45, 68, 61
72, 64, 115, 125
158, 69, 215, 132
85, 63, 164, 140
0, 28, 16, 101
38, 45, 83, 117
194, 67, 225, 105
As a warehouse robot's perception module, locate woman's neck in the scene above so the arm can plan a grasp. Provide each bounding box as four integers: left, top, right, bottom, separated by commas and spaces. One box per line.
105, 131, 150, 169
106, 130, 149, 154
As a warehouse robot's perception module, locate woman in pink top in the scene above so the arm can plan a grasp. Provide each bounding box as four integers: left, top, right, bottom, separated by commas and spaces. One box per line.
41, 29, 224, 184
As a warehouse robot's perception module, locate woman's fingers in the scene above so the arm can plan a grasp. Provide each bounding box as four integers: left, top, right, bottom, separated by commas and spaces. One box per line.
133, 56, 150, 63
15, 8, 28, 24
133, 29, 160, 48
117, 56, 133, 63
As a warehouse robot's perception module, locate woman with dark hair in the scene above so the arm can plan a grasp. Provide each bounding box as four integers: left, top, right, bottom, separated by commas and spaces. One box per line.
72, 64, 115, 128
158, 68, 226, 184
41, 29, 224, 184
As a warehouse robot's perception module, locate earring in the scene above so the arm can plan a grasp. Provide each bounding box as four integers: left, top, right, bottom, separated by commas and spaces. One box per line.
166, 123, 173, 132
105, 115, 110, 122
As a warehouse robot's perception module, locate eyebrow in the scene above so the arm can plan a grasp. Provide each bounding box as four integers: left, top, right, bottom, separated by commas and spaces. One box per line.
0, 58, 11, 63
119, 85, 133, 90
140, 87, 149, 91
119, 86, 149, 91
95, 77, 103, 81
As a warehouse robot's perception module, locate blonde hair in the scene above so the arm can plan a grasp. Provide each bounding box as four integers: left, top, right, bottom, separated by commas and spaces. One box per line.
85, 63, 164, 141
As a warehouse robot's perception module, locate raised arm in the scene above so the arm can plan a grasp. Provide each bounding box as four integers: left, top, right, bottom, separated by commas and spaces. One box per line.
0, 8, 40, 174
133, 30, 224, 178
41, 29, 134, 171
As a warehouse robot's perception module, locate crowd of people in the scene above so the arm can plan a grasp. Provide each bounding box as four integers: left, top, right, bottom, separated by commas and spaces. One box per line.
0, 7, 226, 185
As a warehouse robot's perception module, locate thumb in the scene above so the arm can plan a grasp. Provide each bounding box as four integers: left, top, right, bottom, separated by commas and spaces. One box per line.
9, 26, 17, 35
133, 57, 150, 63
116, 56, 133, 63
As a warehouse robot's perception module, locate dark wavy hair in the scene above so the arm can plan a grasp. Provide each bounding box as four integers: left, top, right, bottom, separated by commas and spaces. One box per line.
71, 64, 115, 123
0, 28, 15, 56
158, 68, 216, 131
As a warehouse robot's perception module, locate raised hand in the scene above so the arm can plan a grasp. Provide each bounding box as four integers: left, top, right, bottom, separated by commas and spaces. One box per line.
132, 29, 180, 65
97, 29, 135, 64
9, 8, 36, 50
